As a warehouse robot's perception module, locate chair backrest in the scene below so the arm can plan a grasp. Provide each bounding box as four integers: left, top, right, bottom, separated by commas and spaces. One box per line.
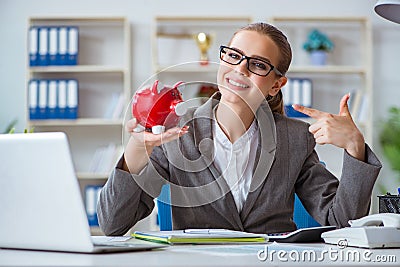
156, 184, 320, 231
156, 184, 173, 231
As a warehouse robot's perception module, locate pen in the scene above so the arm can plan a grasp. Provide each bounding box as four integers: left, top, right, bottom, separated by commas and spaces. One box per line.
183, 229, 229, 234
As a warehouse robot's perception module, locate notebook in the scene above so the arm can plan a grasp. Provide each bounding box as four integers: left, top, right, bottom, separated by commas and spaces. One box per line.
133, 229, 269, 244
0, 132, 165, 253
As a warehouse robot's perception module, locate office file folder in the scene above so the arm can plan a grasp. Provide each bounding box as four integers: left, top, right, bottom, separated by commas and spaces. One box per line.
281, 78, 313, 118
85, 185, 102, 226
38, 80, 48, 119
38, 27, 49, 66
58, 27, 68, 65
66, 79, 78, 119
48, 27, 58, 65
29, 27, 38, 66
47, 80, 58, 119
28, 80, 39, 119
67, 27, 78, 65
58, 80, 67, 118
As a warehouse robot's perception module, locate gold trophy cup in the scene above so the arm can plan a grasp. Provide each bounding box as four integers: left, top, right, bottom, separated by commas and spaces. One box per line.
194, 32, 212, 65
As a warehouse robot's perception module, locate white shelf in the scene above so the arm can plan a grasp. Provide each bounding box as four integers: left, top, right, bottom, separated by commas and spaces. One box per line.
26, 16, 131, 180
288, 65, 367, 75
29, 65, 126, 73
152, 16, 252, 76
29, 118, 124, 127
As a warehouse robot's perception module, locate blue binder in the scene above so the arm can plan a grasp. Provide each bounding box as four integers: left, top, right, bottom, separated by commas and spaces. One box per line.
58, 80, 67, 119
66, 79, 78, 119
67, 27, 78, 65
47, 80, 58, 119
28, 27, 38, 66
37, 80, 48, 119
282, 78, 312, 118
85, 185, 102, 227
48, 27, 58, 66
28, 80, 39, 119
58, 27, 68, 65
38, 27, 49, 66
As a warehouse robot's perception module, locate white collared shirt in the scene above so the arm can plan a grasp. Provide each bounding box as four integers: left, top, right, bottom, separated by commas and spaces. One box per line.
213, 109, 259, 213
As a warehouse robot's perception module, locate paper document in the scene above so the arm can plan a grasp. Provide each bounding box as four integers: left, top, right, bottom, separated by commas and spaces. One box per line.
132, 229, 269, 245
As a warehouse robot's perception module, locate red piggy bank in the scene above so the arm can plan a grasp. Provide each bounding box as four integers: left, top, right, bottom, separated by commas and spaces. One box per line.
132, 80, 187, 134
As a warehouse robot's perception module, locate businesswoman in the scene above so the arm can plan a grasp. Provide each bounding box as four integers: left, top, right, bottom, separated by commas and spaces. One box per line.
97, 22, 381, 236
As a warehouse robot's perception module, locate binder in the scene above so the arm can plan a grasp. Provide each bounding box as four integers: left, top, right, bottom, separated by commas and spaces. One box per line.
58, 80, 67, 119
38, 27, 49, 66
85, 185, 102, 226
66, 79, 78, 119
301, 79, 312, 108
281, 78, 291, 106
28, 27, 38, 66
292, 79, 301, 105
284, 78, 311, 118
58, 27, 68, 65
28, 80, 39, 119
48, 27, 58, 65
47, 80, 58, 119
67, 27, 78, 65
38, 80, 48, 119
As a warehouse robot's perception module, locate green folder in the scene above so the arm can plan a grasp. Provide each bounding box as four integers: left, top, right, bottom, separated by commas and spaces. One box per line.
132, 229, 268, 245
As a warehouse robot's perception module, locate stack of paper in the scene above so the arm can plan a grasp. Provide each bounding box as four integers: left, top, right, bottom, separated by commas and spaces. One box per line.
132, 229, 268, 245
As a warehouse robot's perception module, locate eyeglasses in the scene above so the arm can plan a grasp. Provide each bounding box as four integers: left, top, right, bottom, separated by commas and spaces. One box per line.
219, 45, 283, 77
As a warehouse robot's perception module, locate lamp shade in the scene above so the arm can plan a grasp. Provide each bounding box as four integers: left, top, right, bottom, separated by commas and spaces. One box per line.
374, 0, 400, 24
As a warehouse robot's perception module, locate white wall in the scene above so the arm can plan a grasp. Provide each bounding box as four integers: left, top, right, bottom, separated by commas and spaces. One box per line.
1, 0, 399, 199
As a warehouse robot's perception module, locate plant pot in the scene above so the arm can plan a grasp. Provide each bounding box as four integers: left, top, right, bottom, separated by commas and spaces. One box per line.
309, 50, 327, 66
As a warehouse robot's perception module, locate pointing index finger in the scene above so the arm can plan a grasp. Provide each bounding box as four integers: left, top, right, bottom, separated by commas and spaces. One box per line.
292, 104, 326, 119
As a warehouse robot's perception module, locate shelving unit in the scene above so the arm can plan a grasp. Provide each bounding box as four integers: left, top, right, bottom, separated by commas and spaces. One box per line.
26, 16, 131, 234
151, 16, 252, 101
270, 16, 372, 176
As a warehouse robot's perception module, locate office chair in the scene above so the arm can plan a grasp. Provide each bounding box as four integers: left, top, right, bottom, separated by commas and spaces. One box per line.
156, 184, 320, 231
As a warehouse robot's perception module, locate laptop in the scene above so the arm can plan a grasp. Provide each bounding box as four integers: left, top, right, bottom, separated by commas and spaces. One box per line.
0, 132, 165, 253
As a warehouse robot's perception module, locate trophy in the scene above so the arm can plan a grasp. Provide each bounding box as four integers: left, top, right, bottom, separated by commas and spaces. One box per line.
194, 32, 212, 65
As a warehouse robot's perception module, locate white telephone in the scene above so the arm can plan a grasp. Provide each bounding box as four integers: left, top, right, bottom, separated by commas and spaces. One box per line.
321, 213, 400, 248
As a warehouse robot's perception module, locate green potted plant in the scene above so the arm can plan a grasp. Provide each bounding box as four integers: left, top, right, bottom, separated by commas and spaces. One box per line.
379, 106, 400, 190
303, 29, 334, 65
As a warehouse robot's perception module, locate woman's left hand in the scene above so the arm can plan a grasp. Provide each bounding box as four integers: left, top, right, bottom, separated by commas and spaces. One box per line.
292, 93, 365, 162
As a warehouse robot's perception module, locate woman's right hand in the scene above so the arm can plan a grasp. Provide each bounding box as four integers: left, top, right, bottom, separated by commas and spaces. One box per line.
123, 118, 189, 174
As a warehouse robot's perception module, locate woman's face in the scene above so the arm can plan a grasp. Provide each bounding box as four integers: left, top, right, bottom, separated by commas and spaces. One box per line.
217, 30, 285, 109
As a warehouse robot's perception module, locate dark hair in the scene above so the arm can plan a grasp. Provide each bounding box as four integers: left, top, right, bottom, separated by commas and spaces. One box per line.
232, 22, 292, 114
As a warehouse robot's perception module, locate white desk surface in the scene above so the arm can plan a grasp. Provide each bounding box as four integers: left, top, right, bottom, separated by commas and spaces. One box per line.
1, 240, 400, 266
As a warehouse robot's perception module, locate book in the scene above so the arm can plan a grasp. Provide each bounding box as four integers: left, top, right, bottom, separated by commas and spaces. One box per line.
132, 229, 268, 245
